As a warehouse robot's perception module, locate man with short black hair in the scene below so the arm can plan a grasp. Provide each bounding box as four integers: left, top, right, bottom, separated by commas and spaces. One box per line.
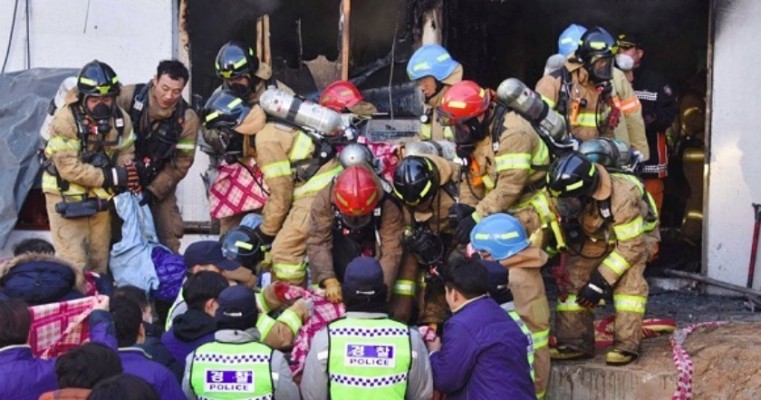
110, 297, 184, 398
39, 342, 123, 400
117, 59, 199, 253
301, 257, 433, 400
161, 271, 228, 368
428, 257, 535, 400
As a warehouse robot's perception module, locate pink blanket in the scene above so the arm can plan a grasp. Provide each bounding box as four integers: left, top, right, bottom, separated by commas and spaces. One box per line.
28, 296, 96, 359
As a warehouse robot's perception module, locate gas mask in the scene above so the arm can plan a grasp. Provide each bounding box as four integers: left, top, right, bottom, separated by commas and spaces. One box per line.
340, 213, 373, 230
453, 117, 484, 159
588, 56, 614, 84
84, 97, 115, 134
615, 54, 635, 71
554, 196, 588, 218
224, 76, 254, 99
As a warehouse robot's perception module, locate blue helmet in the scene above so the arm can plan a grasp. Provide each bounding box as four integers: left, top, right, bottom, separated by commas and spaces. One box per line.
470, 213, 530, 261
407, 44, 459, 81
558, 24, 587, 57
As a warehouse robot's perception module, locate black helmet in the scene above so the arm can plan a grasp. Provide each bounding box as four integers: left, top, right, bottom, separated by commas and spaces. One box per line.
392, 156, 440, 206
220, 225, 263, 271
215, 41, 259, 81
546, 152, 599, 199
77, 60, 120, 97
575, 27, 617, 83
201, 89, 251, 131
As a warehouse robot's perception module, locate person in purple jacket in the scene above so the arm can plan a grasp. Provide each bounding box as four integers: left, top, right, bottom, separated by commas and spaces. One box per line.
427, 256, 536, 400
0, 295, 115, 400
110, 297, 185, 399
161, 271, 228, 368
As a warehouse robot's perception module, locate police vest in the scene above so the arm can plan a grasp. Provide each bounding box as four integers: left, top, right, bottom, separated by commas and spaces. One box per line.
507, 309, 536, 384
190, 340, 274, 400
327, 317, 412, 400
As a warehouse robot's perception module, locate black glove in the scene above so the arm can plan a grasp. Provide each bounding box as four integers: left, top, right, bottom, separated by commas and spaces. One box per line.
403, 225, 444, 266
253, 226, 275, 252
449, 203, 477, 243
576, 270, 611, 308
139, 189, 155, 206
455, 214, 478, 244
102, 164, 141, 193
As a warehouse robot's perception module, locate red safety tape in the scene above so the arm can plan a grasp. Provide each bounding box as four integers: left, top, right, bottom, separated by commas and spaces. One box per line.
670, 321, 727, 400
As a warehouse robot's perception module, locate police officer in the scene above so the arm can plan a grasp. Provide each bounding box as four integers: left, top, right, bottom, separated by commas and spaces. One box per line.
406, 44, 463, 141
307, 162, 404, 305
390, 154, 458, 326
182, 285, 300, 400
203, 90, 343, 286
202, 41, 295, 233
117, 60, 199, 252
470, 213, 551, 399
546, 152, 659, 366
301, 256, 433, 400
42, 60, 139, 274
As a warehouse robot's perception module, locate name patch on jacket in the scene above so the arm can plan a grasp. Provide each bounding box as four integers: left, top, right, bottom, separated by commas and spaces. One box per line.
205, 370, 254, 392
345, 344, 396, 368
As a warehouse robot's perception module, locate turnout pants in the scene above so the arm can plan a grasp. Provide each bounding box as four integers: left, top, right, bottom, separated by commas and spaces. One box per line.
555, 239, 649, 356
270, 196, 315, 287
151, 190, 184, 253
45, 194, 111, 274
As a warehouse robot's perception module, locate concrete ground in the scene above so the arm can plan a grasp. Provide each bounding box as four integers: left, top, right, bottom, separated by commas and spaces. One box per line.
545, 280, 761, 400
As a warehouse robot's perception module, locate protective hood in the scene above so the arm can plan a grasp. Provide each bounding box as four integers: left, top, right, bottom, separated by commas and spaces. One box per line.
498, 246, 548, 269
591, 164, 612, 200
425, 64, 464, 107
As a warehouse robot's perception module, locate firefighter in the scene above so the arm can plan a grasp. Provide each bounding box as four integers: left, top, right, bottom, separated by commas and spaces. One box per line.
116, 60, 199, 252
554, 24, 649, 160
546, 152, 659, 366
319, 80, 378, 118
406, 44, 463, 141
42, 60, 139, 274
617, 33, 678, 216
202, 90, 343, 286
470, 213, 551, 399
307, 163, 404, 306
390, 154, 458, 327
203, 41, 295, 233
537, 26, 647, 156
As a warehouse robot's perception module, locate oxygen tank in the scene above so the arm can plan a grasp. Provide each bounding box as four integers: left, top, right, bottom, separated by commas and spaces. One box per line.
259, 88, 352, 138
404, 140, 457, 161
40, 76, 77, 141
496, 78, 568, 144
579, 137, 640, 173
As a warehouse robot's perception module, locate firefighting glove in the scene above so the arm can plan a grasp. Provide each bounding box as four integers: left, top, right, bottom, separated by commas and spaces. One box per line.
322, 277, 343, 304
102, 163, 141, 193
139, 189, 155, 206
576, 270, 612, 309
253, 226, 275, 252
455, 213, 478, 244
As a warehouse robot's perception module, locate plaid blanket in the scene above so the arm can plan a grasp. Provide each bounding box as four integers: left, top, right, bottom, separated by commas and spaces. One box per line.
282, 286, 345, 375
28, 296, 97, 359
210, 158, 268, 219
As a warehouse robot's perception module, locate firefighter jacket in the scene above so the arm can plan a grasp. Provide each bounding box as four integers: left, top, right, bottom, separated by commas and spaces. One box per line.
632, 67, 678, 178
402, 154, 458, 235
307, 180, 404, 291
255, 122, 343, 237
459, 109, 550, 219
419, 65, 464, 141
535, 60, 644, 149
42, 97, 135, 201
612, 68, 649, 161
117, 83, 199, 200
572, 167, 659, 286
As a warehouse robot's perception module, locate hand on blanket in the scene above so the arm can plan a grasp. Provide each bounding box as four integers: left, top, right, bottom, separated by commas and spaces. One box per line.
92, 295, 110, 311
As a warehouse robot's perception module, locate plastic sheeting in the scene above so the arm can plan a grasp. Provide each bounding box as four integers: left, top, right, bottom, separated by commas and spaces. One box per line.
0, 68, 78, 247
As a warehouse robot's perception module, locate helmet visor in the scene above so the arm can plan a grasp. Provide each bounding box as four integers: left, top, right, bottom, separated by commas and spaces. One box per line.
341, 213, 372, 230
435, 106, 458, 126
554, 197, 586, 218
591, 56, 614, 82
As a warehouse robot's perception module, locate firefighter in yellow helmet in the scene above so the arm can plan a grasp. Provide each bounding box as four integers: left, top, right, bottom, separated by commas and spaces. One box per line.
42, 60, 139, 274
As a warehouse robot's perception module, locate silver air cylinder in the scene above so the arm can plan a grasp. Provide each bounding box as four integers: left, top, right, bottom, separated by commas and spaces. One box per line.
260, 88, 348, 136
496, 78, 567, 142
404, 140, 457, 161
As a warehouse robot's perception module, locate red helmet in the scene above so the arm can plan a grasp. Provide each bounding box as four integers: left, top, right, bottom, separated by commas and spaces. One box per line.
320, 80, 363, 112
437, 80, 491, 126
332, 166, 381, 217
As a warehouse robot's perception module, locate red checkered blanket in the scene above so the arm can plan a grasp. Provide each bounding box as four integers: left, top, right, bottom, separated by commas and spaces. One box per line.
209, 158, 268, 219
28, 296, 97, 359
281, 286, 345, 375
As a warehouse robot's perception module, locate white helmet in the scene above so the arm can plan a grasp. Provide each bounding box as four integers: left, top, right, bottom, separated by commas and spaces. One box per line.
338, 143, 374, 168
